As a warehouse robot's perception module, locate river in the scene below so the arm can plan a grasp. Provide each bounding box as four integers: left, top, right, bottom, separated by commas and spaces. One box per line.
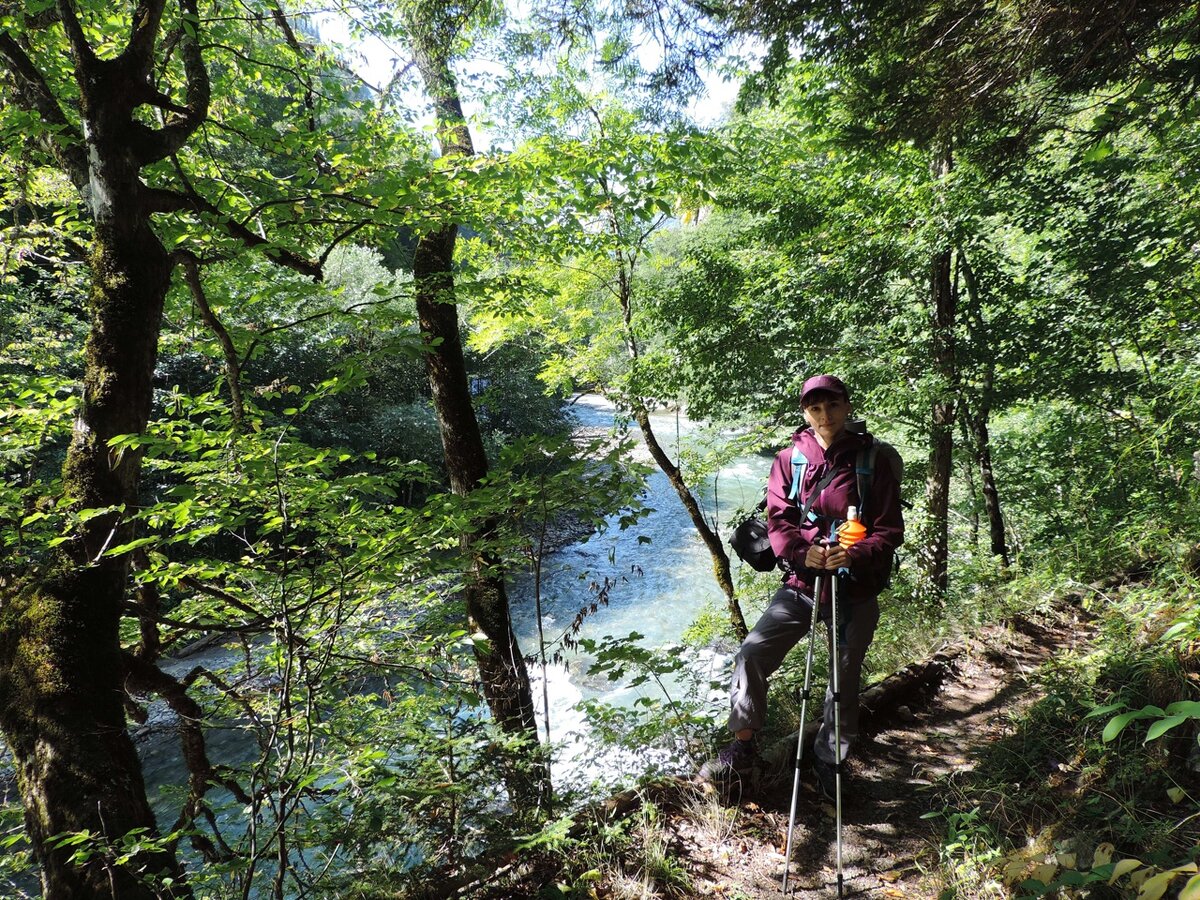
135, 395, 771, 797
509, 394, 769, 788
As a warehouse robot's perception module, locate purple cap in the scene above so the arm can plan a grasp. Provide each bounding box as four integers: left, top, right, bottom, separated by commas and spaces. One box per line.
800, 374, 849, 405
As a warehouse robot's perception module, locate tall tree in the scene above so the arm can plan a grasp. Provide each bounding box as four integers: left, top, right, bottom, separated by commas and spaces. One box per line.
0, 2, 212, 893
716, 0, 1199, 596
924, 140, 957, 595
0, 2, 416, 893
476, 85, 751, 639
400, 0, 551, 808
588, 106, 747, 640
957, 246, 1009, 566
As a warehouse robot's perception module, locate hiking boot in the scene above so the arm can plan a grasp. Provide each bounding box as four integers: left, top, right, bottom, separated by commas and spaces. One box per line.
812, 756, 839, 803
698, 738, 761, 783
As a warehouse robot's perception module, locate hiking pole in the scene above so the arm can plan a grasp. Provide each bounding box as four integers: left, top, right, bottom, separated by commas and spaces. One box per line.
828, 507, 866, 898
830, 558, 846, 899
781, 575, 824, 895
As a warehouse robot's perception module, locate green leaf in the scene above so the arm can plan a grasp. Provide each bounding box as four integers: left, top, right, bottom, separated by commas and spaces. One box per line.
105, 536, 159, 556
1081, 140, 1114, 163
1165, 701, 1200, 717
1145, 714, 1189, 743
1103, 707, 1162, 742
1083, 702, 1126, 720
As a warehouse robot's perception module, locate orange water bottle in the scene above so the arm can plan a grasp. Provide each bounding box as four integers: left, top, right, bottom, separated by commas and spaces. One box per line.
837, 506, 867, 549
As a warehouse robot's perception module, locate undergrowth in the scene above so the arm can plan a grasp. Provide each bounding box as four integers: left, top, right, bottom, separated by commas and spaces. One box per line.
924, 535, 1200, 900
520, 799, 695, 899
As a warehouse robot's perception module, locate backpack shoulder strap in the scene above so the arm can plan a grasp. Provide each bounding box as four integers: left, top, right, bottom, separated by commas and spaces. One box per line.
787, 444, 809, 501
789, 444, 839, 525
855, 441, 879, 518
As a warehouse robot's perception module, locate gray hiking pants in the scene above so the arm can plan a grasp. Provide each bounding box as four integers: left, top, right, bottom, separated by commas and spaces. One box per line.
728, 582, 880, 765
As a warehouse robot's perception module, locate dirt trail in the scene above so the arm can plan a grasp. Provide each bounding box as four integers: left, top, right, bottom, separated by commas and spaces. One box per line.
663, 603, 1095, 899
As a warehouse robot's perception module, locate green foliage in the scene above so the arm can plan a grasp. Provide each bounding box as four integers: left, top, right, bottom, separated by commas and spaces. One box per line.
528, 800, 693, 900
575, 632, 724, 786
921, 806, 1003, 889
921, 561, 1200, 899
0, 793, 34, 898
1092, 700, 1200, 746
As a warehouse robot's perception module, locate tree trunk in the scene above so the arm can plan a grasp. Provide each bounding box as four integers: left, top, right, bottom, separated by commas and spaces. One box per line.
923, 142, 957, 598
607, 202, 747, 639
968, 406, 1009, 565
0, 195, 189, 898
958, 248, 1010, 566
407, 16, 550, 810
632, 408, 749, 640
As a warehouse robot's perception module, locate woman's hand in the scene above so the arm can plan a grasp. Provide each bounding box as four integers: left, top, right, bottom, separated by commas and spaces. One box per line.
804, 543, 850, 570
823, 546, 850, 570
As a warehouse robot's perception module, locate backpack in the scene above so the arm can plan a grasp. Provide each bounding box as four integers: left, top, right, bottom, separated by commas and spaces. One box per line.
729, 423, 903, 573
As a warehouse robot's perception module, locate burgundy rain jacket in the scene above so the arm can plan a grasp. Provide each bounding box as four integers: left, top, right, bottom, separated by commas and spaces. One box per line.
765, 426, 905, 602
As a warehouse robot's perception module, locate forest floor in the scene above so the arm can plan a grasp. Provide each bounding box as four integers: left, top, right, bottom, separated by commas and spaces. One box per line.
643, 600, 1098, 900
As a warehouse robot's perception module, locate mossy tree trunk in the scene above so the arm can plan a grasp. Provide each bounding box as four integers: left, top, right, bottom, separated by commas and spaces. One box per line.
1, 0, 371, 892
0, 7, 191, 895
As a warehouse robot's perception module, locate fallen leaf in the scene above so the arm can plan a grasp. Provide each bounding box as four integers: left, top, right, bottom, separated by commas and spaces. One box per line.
1031, 863, 1057, 884
879, 870, 903, 883
1138, 870, 1177, 900
1110, 858, 1144, 885
1003, 856, 1028, 884
1093, 843, 1115, 868
1179, 873, 1200, 900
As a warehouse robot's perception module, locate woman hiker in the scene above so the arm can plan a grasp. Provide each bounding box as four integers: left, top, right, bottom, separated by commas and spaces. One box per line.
702, 374, 905, 798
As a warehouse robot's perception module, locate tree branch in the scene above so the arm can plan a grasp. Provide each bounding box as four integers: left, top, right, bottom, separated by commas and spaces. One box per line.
134, 0, 210, 165
240, 291, 402, 366
0, 33, 89, 192
131, 550, 164, 663
175, 252, 246, 426
54, 0, 97, 70
120, 663, 246, 863
122, 0, 169, 78
122, 601, 273, 635
180, 575, 268, 622
267, 1, 317, 132
122, 652, 252, 825
143, 186, 323, 279
315, 220, 370, 267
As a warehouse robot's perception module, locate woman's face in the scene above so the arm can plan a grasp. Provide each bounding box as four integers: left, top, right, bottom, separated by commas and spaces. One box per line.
802, 394, 851, 448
